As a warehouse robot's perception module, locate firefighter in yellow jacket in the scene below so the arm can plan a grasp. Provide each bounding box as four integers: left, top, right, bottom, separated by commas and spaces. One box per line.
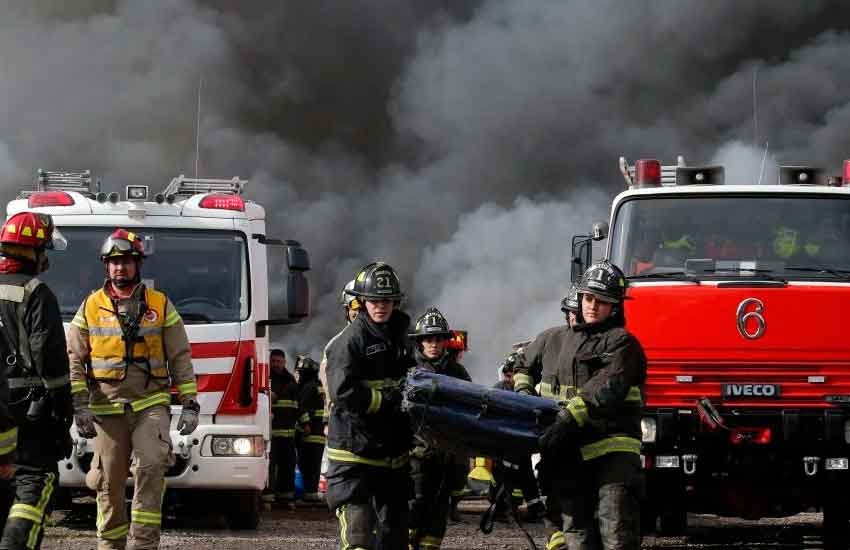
67, 229, 198, 550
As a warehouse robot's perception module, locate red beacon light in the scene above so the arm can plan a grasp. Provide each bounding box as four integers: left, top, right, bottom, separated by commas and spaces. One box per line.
28, 191, 75, 208
843, 160, 850, 187
634, 159, 662, 188
199, 194, 245, 212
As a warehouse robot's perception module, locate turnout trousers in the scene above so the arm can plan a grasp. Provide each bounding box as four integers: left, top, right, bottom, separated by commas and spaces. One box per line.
86, 405, 172, 550
298, 441, 325, 499
558, 452, 643, 550
0, 411, 62, 550
270, 436, 297, 501
326, 460, 410, 550
409, 452, 467, 550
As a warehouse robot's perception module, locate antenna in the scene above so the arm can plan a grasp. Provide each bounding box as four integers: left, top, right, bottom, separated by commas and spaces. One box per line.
757, 141, 769, 186
752, 66, 759, 146
195, 77, 202, 180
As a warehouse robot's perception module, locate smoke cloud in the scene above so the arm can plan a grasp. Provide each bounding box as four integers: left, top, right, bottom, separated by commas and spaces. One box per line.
2, 1, 850, 379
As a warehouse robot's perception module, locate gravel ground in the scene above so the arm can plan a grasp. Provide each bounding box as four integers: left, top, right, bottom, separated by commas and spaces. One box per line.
42, 500, 827, 550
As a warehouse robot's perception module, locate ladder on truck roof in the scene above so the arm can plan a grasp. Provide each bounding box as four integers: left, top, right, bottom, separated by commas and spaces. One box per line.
619, 156, 686, 187
161, 175, 247, 199
18, 169, 94, 198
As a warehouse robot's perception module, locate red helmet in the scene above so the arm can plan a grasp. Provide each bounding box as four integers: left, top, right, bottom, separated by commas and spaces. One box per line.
0, 212, 64, 250
100, 229, 145, 262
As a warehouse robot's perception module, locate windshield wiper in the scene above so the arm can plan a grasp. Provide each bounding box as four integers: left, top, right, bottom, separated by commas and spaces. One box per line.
180, 312, 212, 323
785, 266, 850, 280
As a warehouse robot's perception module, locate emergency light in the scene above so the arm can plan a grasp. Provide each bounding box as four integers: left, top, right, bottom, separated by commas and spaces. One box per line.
634, 159, 662, 188
446, 330, 468, 351
28, 191, 74, 208
844, 160, 850, 185
199, 194, 245, 212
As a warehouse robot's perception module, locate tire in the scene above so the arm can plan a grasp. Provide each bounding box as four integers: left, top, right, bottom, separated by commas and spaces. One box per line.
225, 490, 262, 530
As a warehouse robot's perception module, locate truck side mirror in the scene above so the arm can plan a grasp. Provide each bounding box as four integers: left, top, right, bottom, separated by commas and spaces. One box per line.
259, 237, 311, 330
591, 222, 609, 241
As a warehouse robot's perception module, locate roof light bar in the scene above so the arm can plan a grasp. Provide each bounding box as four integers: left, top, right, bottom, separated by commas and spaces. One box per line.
199, 194, 245, 212
28, 191, 75, 208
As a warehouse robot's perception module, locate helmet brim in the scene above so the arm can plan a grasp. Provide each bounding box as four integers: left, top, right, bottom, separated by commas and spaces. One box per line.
48, 226, 67, 251
409, 330, 453, 339
579, 290, 621, 304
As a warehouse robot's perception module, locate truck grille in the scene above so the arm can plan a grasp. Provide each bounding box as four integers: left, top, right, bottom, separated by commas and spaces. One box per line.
645, 362, 850, 408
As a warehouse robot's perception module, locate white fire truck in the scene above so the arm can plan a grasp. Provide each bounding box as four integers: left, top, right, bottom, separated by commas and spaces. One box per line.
6, 170, 310, 529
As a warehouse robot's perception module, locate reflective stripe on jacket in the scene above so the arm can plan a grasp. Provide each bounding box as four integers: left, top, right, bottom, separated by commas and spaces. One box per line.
80, 288, 172, 380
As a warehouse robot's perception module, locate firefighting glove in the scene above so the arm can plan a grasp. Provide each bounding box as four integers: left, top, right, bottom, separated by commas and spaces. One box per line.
72, 391, 98, 439
177, 398, 200, 435
538, 409, 578, 454
74, 408, 98, 439
379, 386, 404, 413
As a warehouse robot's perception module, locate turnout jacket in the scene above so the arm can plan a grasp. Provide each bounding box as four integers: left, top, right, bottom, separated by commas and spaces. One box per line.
0, 272, 72, 463
297, 374, 327, 445
554, 317, 646, 461
270, 368, 300, 439
68, 282, 197, 415
326, 310, 416, 466
515, 324, 570, 398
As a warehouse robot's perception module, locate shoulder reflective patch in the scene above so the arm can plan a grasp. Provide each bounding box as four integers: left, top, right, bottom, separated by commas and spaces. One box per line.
365, 343, 388, 356
0, 285, 25, 303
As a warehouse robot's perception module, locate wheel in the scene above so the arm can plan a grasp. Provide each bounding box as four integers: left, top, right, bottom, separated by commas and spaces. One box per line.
658, 502, 687, 535
823, 497, 849, 548
225, 490, 262, 530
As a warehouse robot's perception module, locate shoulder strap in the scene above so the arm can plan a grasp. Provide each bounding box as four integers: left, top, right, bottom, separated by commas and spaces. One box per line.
15, 278, 42, 372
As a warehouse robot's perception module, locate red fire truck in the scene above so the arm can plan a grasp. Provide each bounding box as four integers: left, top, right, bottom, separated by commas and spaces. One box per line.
571, 157, 850, 542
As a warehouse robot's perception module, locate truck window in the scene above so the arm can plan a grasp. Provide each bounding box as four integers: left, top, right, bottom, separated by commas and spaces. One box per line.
43, 228, 249, 323
610, 195, 850, 279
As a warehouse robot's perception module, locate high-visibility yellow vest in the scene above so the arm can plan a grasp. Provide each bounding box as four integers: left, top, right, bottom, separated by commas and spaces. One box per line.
84, 288, 169, 381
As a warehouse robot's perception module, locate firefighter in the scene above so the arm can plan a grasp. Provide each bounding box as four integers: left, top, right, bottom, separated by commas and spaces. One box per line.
267, 349, 300, 506
489, 352, 544, 525
408, 308, 471, 550
0, 212, 72, 550
319, 280, 361, 423
294, 355, 325, 502
539, 260, 647, 550
325, 262, 415, 550
515, 286, 580, 549
68, 229, 198, 550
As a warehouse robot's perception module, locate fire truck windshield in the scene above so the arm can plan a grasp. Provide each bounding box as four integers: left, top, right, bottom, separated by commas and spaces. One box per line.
43, 228, 249, 323
610, 194, 850, 280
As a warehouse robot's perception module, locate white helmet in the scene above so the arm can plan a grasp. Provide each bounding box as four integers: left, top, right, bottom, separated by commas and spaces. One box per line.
341, 280, 360, 310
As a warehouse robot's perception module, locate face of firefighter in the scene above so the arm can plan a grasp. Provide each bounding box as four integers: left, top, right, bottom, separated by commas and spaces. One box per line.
582, 293, 614, 324
270, 354, 286, 373
421, 336, 447, 360
106, 255, 138, 290
347, 307, 359, 323
365, 299, 394, 323
502, 370, 514, 387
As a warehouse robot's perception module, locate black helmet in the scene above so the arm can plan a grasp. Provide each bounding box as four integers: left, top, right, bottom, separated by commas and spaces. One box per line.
410, 307, 452, 339
576, 260, 628, 304
560, 284, 580, 313
294, 355, 319, 372
500, 352, 519, 375
348, 262, 404, 301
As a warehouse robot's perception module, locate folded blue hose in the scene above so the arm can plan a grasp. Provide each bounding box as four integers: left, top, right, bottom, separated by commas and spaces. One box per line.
403, 368, 561, 457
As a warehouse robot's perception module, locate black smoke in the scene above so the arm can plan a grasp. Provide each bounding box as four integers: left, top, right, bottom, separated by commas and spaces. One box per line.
3, 1, 850, 379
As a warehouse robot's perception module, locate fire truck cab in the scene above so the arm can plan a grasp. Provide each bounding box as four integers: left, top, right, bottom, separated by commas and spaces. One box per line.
572, 158, 850, 543
7, 170, 310, 529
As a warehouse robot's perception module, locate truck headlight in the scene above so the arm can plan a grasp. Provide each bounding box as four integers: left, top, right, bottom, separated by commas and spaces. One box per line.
211, 436, 265, 457
641, 417, 657, 443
